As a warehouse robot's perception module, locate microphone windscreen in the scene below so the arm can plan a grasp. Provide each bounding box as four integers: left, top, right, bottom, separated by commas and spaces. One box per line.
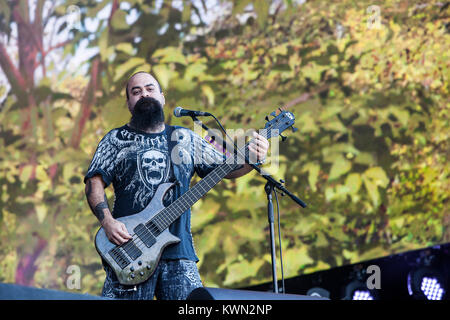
173, 106, 183, 117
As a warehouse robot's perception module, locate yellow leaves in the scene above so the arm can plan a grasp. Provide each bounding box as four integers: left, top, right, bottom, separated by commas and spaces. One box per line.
0, 249, 17, 283
328, 156, 352, 181
282, 246, 314, 277
152, 64, 173, 90
63, 162, 77, 184
288, 54, 301, 71
254, 0, 269, 28
364, 167, 389, 188
297, 112, 319, 134
358, 246, 389, 261
184, 62, 207, 82
301, 62, 327, 84
153, 46, 187, 66
113, 57, 146, 82
303, 162, 320, 192
19, 165, 33, 185
195, 224, 222, 261
115, 43, 135, 55
362, 167, 389, 206
239, 62, 259, 81
389, 106, 410, 127
273, 43, 288, 56
111, 10, 129, 31
389, 20, 401, 34
224, 259, 266, 286
191, 199, 220, 231
345, 173, 362, 196
98, 29, 113, 62
102, 97, 129, 128
232, 218, 265, 242
201, 85, 215, 106
1, 209, 16, 231
35, 205, 47, 224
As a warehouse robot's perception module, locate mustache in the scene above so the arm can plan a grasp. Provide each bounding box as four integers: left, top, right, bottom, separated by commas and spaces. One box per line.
134, 97, 162, 110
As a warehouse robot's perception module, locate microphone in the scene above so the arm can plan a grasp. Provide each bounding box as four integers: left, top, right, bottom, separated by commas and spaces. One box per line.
173, 106, 211, 118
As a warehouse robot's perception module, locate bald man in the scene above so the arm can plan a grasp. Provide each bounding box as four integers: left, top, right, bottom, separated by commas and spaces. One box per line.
84, 72, 269, 300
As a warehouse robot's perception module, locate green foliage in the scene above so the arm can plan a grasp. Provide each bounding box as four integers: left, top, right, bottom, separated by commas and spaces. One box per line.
0, 0, 448, 294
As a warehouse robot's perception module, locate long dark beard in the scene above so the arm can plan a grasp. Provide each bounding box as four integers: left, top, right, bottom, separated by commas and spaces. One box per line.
129, 97, 165, 131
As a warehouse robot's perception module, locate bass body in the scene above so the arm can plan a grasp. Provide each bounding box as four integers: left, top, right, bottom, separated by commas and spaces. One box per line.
95, 182, 180, 286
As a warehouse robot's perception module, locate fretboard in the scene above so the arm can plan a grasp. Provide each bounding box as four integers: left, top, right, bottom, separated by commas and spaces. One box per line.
145, 131, 266, 234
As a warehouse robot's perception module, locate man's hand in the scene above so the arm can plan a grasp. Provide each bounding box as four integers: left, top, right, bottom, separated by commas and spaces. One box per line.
248, 131, 269, 164
85, 175, 132, 245
101, 216, 132, 245
225, 131, 270, 179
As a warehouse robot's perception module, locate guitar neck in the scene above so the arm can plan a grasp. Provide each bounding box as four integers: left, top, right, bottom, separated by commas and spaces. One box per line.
148, 163, 237, 231
147, 132, 265, 231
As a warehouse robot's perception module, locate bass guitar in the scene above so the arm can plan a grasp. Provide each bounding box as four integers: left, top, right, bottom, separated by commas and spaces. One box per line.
95, 109, 296, 285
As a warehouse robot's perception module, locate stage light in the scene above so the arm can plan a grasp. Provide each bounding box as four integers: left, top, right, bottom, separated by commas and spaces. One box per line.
407, 267, 446, 300
343, 280, 377, 300
306, 287, 330, 299
352, 289, 374, 300
421, 277, 444, 300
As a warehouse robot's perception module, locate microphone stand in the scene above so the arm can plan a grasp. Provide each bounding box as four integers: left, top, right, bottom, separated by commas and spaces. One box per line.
190, 115, 307, 294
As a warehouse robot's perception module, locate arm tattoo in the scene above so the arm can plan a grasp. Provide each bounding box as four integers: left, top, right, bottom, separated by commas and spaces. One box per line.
93, 194, 109, 222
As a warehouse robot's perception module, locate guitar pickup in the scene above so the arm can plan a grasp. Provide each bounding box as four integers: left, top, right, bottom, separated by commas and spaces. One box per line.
108, 247, 131, 269
145, 220, 164, 237
121, 240, 142, 261
134, 223, 156, 248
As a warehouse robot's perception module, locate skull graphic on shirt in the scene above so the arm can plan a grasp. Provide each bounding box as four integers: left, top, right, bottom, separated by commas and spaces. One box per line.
138, 149, 170, 189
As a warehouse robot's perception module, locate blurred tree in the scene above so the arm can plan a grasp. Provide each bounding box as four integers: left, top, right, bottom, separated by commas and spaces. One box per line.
0, 0, 448, 293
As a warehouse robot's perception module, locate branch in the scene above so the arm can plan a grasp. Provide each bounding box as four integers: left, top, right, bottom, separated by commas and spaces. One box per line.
15, 234, 47, 286
0, 42, 27, 97
69, 1, 119, 148
69, 57, 101, 149
44, 39, 72, 55
107, 0, 119, 28
34, 0, 46, 76
283, 84, 329, 110
34, 0, 45, 29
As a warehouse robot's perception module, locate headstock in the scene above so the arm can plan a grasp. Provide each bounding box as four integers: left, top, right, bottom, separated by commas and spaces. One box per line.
263, 107, 297, 141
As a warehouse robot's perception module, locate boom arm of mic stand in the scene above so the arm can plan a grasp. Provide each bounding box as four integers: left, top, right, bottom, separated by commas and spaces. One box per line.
190, 115, 307, 209
248, 164, 307, 208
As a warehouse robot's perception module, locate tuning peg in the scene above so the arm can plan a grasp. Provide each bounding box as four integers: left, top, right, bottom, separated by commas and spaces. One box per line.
280, 134, 287, 142
291, 127, 298, 133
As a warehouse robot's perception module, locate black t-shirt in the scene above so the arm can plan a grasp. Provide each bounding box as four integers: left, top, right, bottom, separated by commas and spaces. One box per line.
84, 124, 225, 261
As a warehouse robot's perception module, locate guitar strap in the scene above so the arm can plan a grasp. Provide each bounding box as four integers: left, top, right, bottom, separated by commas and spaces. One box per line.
165, 124, 181, 201
165, 124, 176, 180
